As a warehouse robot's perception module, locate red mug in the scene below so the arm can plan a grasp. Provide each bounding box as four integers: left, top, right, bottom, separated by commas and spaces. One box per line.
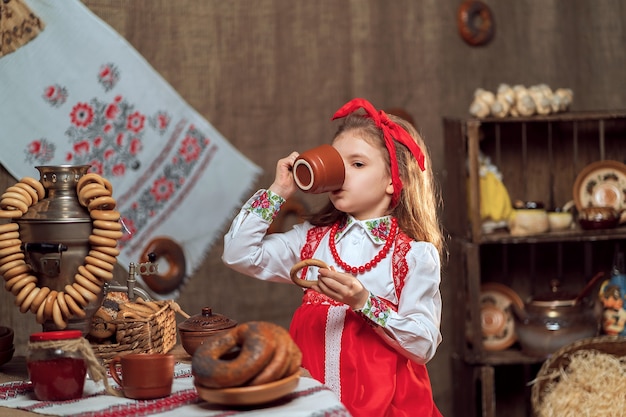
293, 144, 345, 193
109, 353, 175, 399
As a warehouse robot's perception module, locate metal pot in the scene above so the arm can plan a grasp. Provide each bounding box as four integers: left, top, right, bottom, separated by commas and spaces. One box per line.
512, 280, 601, 357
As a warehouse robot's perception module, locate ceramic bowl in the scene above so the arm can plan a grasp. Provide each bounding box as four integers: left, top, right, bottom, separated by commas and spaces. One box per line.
194, 371, 300, 405
0, 347, 15, 367
0, 326, 14, 352
548, 211, 573, 231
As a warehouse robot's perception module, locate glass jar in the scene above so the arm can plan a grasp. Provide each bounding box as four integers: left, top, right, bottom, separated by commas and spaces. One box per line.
27, 330, 87, 401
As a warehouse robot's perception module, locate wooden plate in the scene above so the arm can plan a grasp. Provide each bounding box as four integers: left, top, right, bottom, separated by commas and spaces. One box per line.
194, 371, 300, 406
573, 160, 626, 212
479, 283, 524, 351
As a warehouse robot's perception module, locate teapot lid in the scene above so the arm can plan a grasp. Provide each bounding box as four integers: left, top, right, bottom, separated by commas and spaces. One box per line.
530, 279, 577, 307
178, 307, 237, 332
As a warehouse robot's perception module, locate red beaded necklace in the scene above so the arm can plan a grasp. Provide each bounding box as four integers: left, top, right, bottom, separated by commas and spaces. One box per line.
329, 218, 398, 274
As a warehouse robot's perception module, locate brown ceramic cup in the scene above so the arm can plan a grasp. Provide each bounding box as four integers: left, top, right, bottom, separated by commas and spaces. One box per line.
293, 144, 345, 193
109, 353, 175, 399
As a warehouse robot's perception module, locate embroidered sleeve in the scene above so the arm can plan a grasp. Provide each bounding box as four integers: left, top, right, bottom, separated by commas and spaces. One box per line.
243, 189, 285, 222
356, 293, 392, 327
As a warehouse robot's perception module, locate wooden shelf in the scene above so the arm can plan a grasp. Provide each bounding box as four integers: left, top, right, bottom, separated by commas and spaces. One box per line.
443, 111, 626, 417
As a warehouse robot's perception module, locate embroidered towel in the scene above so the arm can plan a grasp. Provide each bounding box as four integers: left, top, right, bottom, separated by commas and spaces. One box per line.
0, 0, 261, 298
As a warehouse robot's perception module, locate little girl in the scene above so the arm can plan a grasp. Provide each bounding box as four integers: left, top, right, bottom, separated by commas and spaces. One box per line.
223, 98, 444, 417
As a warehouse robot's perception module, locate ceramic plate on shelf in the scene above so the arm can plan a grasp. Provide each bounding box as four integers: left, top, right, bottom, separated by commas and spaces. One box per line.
478, 283, 524, 351
573, 160, 626, 212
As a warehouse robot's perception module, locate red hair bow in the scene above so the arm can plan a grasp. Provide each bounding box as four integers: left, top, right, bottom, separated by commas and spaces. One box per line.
332, 98, 425, 208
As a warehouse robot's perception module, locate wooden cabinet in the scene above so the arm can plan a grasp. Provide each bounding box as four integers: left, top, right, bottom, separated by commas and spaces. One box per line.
442, 112, 626, 417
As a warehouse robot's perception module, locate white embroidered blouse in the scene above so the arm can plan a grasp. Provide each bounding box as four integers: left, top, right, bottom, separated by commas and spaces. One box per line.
222, 189, 442, 364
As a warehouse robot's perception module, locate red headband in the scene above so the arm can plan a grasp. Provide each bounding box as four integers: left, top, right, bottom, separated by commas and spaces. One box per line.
331, 98, 426, 208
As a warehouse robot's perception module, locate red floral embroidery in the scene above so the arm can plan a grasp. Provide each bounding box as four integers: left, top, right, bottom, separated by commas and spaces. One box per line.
150, 176, 175, 203
70, 102, 95, 127
179, 136, 201, 163
126, 111, 146, 133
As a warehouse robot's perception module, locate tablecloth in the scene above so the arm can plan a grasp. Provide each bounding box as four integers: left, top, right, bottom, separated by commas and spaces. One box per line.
0, 0, 262, 299
0, 362, 351, 417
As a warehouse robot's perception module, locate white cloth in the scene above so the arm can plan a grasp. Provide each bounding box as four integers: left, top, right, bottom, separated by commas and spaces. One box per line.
0, 363, 352, 416
0, 0, 261, 298
222, 190, 443, 364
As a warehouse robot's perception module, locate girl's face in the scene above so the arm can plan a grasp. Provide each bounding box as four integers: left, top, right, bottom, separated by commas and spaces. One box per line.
330, 131, 394, 220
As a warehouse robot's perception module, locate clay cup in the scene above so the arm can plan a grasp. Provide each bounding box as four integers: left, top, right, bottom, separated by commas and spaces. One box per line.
109, 353, 175, 399
293, 144, 345, 193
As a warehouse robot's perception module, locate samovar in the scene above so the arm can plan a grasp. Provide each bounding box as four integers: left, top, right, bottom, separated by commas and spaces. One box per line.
16, 165, 107, 333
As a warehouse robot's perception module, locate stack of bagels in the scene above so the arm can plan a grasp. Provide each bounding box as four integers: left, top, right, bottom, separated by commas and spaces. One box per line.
192, 321, 302, 388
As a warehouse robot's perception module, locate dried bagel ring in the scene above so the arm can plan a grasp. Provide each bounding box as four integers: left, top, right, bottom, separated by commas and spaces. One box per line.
92, 228, 124, 240
64, 283, 88, 307
0, 223, 19, 234
88, 249, 117, 265
89, 209, 120, 222
0, 252, 24, 267
74, 272, 104, 294
88, 234, 118, 248
0, 209, 23, 219
78, 183, 112, 206
3, 263, 31, 280
0, 197, 29, 213
36, 295, 49, 324
0, 238, 22, 251
93, 219, 122, 231
64, 293, 86, 318
71, 282, 99, 303
87, 196, 116, 211
0, 258, 26, 276
19, 177, 45, 200
43, 290, 59, 320
0, 244, 22, 258
91, 245, 120, 257
29, 286, 50, 314
457, 0, 494, 46
0, 231, 20, 244
85, 255, 115, 272
289, 258, 329, 288
139, 237, 187, 295
76, 173, 105, 194
15, 281, 36, 306
84, 263, 114, 282
52, 299, 67, 329
19, 286, 41, 313
56, 290, 71, 319
14, 182, 40, 203
1, 191, 31, 206
8, 274, 36, 295
77, 265, 99, 284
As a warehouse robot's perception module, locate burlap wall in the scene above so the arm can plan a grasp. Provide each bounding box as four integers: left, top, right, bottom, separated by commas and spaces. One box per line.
2, 1, 625, 415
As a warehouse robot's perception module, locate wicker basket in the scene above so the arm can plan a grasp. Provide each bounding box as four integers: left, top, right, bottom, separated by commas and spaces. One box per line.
531, 335, 626, 416
91, 300, 178, 364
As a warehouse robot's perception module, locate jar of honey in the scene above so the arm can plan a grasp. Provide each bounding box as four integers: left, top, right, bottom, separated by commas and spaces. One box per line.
27, 330, 87, 401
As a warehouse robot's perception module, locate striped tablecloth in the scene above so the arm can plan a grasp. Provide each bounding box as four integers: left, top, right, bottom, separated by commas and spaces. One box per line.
0, 362, 351, 417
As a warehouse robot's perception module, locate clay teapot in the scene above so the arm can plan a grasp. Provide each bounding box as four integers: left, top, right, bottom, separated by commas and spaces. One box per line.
512, 279, 601, 357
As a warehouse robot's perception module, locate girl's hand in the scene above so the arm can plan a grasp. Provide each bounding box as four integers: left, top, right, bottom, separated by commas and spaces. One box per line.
312, 267, 370, 310
269, 152, 299, 199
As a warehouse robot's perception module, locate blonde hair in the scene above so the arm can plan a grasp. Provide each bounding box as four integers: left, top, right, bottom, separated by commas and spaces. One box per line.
309, 113, 445, 258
